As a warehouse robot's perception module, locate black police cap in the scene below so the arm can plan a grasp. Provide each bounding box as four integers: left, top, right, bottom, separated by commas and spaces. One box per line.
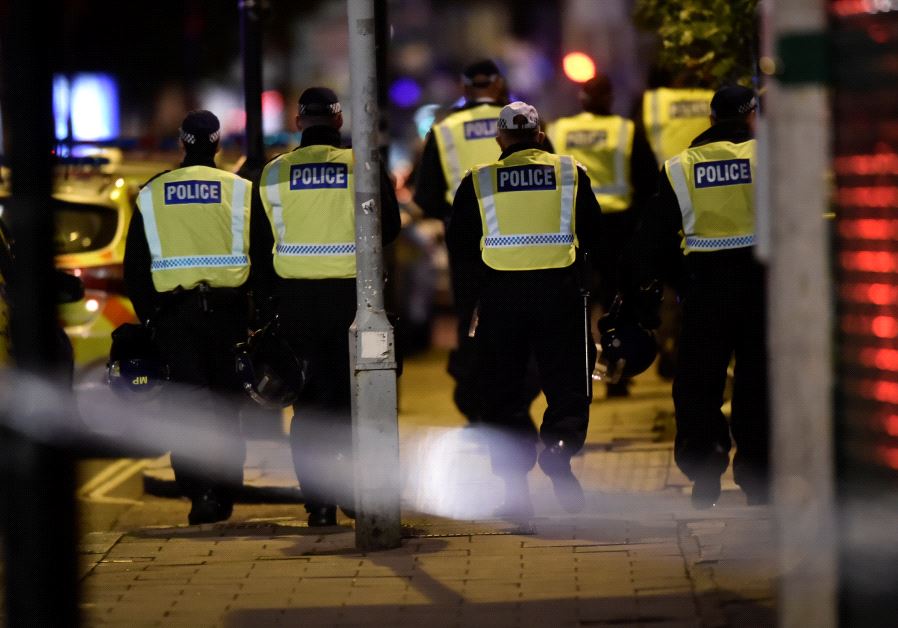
462, 59, 502, 86
180, 110, 221, 146
710, 85, 758, 120
298, 87, 342, 116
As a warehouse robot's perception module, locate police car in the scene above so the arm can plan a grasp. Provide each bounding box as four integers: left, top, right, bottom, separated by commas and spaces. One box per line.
0, 152, 171, 375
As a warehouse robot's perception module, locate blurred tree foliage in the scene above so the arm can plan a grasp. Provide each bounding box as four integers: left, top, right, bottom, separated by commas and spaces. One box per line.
633, 0, 759, 87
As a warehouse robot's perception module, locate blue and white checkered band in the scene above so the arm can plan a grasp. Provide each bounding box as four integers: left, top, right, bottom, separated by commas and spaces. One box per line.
179, 129, 221, 145
463, 118, 498, 140
685, 235, 756, 250
276, 243, 356, 256
496, 164, 557, 192
693, 159, 752, 188
151, 255, 249, 271
289, 163, 348, 190
163, 180, 222, 205
299, 102, 342, 115
483, 233, 574, 248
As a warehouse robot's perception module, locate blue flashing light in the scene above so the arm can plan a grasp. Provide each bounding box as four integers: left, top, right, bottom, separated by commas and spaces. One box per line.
53, 73, 120, 141
389, 77, 422, 109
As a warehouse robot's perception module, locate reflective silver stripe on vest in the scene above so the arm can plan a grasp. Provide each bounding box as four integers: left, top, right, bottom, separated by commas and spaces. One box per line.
667, 155, 696, 235
484, 233, 575, 248
559, 156, 575, 235
685, 234, 756, 250
265, 163, 287, 245
150, 255, 249, 271
230, 178, 247, 256
438, 124, 462, 195
275, 243, 356, 256
137, 186, 163, 259
477, 167, 500, 237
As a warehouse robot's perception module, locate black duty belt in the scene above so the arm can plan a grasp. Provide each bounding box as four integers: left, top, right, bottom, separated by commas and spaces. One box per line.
163, 283, 246, 313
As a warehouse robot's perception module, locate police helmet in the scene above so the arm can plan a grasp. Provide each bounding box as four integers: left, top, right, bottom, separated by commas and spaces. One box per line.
106, 322, 170, 398
595, 321, 658, 384
107, 357, 169, 397
234, 319, 307, 409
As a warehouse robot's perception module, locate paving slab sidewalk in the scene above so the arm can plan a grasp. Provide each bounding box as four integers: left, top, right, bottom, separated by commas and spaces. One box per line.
80, 351, 775, 627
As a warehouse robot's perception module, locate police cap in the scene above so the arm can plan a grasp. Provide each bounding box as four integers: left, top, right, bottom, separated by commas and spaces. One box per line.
497, 101, 540, 131
298, 87, 342, 116
462, 59, 502, 87
710, 85, 758, 120
180, 110, 221, 146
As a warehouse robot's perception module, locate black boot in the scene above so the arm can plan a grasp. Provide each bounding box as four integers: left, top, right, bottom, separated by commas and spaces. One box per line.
306, 504, 337, 527
188, 490, 233, 525
691, 473, 721, 510
538, 443, 585, 513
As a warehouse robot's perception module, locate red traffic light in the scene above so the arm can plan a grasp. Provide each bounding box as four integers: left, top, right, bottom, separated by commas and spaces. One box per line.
562, 52, 597, 83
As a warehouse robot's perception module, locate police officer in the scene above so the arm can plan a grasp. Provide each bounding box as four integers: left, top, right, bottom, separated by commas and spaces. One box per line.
641, 80, 715, 169
637, 78, 715, 379
623, 85, 768, 509
124, 110, 252, 525
548, 74, 657, 397
415, 59, 541, 428
414, 59, 509, 223
256, 87, 401, 527
447, 102, 602, 517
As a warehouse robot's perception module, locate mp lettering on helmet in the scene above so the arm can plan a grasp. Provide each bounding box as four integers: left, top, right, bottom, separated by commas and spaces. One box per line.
289, 163, 349, 190
163, 180, 223, 204
496, 164, 557, 192
693, 159, 752, 188
463, 118, 498, 140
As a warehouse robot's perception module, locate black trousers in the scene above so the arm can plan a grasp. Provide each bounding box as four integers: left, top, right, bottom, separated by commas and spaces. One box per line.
153, 289, 248, 501
672, 266, 769, 493
450, 256, 541, 424
475, 272, 595, 478
276, 279, 356, 511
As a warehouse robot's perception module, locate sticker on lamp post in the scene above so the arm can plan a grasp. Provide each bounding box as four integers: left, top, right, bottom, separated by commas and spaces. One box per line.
360, 330, 390, 360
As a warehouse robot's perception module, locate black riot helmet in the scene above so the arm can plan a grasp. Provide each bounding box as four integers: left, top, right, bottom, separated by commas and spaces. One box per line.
234, 318, 308, 409
595, 294, 658, 384
106, 322, 170, 398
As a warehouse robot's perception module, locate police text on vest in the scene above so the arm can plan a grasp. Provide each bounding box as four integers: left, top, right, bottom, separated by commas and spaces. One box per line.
669, 100, 710, 119
693, 159, 752, 188
463, 119, 498, 140
565, 130, 607, 148
496, 165, 557, 192
290, 163, 349, 190
164, 180, 222, 204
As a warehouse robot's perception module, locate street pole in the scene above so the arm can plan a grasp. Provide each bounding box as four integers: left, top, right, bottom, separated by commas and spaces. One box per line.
238, 0, 268, 179
762, 1, 836, 626
1, 0, 79, 625
346, 0, 402, 551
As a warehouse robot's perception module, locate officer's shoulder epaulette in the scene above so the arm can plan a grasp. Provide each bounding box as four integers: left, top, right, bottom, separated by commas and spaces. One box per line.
139, 170, 171, 190
575, 160, 588, 173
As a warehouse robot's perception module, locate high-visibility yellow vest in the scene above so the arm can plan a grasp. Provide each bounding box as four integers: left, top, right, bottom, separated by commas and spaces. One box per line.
664, 139, 756, 254
548, 112, 634, 213
137, 166, 251, 292
433, 102, 504, 204
643, 87, 714, 166
472, 149, 579, 271
260, 145, 356, 279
